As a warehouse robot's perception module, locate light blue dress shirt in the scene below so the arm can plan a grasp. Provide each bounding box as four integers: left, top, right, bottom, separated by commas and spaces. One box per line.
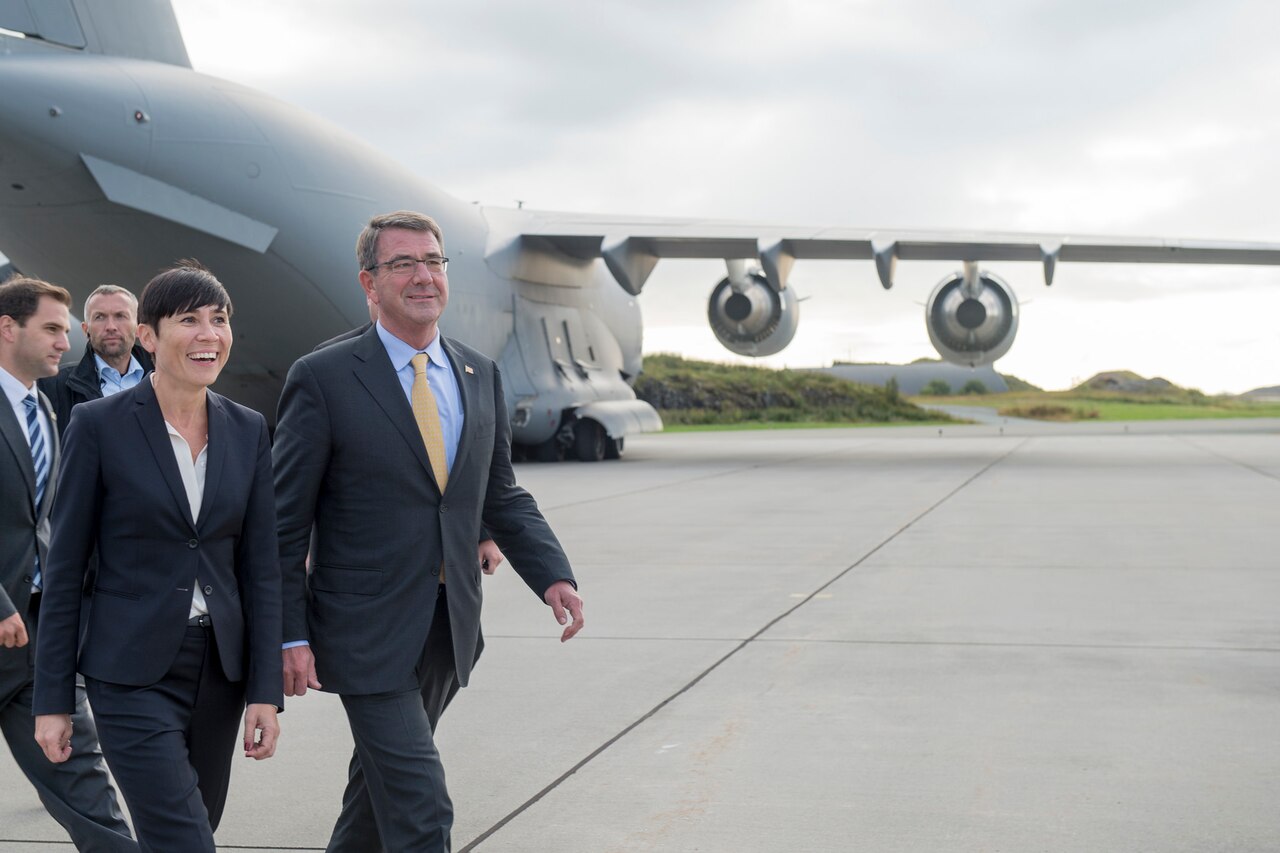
94, 353, 145, 397
281, 323, 465, 651
374, 321, 464, 471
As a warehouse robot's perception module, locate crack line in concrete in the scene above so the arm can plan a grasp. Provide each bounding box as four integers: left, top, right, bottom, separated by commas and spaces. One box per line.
753, 637, 1280, 653
460, 438, 1027, 851
1175, 435, 1280, 483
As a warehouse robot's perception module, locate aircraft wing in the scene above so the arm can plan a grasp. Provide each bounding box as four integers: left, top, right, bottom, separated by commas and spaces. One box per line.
491, 208, 1280, 293
0, 0, 191, 66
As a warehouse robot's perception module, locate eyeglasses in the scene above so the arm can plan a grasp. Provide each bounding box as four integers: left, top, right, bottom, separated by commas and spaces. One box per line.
366, 256, 449, 276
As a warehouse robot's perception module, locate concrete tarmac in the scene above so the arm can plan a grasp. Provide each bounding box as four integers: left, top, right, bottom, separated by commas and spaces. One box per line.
3, 419, 1278, 851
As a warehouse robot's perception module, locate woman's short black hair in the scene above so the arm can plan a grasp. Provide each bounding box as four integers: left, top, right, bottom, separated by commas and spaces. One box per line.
138, 260, 232, 330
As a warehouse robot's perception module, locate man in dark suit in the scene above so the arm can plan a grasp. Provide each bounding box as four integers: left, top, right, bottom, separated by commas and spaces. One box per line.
314, 299, 507, 577
274, 210, 584, 851
39, 284, 154, 436
0, 276, 136, 851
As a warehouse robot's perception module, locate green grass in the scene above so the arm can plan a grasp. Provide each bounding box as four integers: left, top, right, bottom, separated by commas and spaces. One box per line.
912, 391, 1280, 421
662, 419, 957, 433
633, 355, 1280, 428
1076, 400, 1280, 420
636, 353, 950, 426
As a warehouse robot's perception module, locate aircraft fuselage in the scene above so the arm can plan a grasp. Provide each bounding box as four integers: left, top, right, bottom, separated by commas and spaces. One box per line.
0, 46, 647, 447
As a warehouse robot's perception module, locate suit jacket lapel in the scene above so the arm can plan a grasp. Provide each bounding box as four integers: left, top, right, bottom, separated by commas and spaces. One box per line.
134, 379, 198, 532
441, 336, 478, 480
0, 399, 36, 502
197, 393, 227, 530
36, 390, 59, 517
350, 328, 439, 488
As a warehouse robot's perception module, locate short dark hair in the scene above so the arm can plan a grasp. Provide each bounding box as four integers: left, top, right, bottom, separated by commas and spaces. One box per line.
356, 211, 444, 271
0, 276, 73, 326
138, 260, 232, 330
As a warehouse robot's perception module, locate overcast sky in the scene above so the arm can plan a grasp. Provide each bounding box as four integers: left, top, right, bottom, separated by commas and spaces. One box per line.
171, 0, 1280, 393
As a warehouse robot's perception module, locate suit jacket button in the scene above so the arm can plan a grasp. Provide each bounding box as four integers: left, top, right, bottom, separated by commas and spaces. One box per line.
22, 574, 32, 584
430, 566, 439, 575
439, 503, 448, 513
203, 585, 213, 595
188, 539, 199, 549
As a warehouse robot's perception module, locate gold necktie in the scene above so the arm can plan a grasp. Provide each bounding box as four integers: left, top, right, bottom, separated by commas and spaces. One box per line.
412, 353, 448, 583
410, 353, 449, 491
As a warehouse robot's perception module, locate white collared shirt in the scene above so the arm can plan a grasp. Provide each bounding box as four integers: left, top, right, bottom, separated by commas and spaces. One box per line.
1, 365, 52, 592
164, 420, 210, 619
0, 364, 53, 454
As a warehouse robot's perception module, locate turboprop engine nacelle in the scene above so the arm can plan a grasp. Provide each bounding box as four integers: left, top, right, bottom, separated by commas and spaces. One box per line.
926, 269, 1019, 367
708, 271, 800, 357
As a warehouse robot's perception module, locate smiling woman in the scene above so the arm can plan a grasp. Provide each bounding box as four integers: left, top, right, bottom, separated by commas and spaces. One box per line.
136, 261, 235, 412
33, 261, 283, 852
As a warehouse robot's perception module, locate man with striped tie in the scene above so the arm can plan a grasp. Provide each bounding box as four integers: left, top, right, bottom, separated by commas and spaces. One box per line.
0, 277, 136, 851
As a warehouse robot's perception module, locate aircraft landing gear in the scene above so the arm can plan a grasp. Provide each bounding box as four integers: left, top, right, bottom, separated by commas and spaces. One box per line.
573, 419, 606, 462
517, 417, 623, 463
529, 436, 562, 462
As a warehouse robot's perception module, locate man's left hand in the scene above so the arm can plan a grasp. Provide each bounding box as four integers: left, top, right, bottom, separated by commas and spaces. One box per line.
243, 703, 279, 760
543, 580, 584, 643
34, 714, 73, 763
478, 539, 505, 575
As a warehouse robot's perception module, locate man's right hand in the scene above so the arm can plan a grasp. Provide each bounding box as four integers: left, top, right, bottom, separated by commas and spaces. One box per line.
0, 612, 28, 648
282, 645, 322, 696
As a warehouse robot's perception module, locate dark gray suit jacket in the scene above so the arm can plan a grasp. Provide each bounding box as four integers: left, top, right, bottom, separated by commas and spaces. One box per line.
312, 322, 371, 352
0, 388, 58, 692
33, 380, 283, 714
273, 326, 573, 695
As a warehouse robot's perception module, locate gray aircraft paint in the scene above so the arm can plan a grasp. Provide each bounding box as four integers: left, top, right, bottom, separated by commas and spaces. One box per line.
2, 0, 1280, 457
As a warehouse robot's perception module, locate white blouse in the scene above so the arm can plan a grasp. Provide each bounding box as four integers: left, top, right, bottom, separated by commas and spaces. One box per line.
164, 420, 210, 620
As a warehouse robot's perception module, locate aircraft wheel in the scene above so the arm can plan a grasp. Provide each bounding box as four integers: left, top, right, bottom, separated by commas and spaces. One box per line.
530, 437, 561, 462
573, 419, 606, 462
604, 436, 624, 460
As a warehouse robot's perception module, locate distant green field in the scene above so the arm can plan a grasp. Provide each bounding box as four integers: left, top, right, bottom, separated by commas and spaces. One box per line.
662, 419, 956, 433
635, 355, 1280, 429
910, 391, 1280, 421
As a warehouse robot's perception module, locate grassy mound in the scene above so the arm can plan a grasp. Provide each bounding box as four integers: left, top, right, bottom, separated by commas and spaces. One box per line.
635, 354, 947, 427
918, 368, 1280, 422
1000, 373, 1044, 393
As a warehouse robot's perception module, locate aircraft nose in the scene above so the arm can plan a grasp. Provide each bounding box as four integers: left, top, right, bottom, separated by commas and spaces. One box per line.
0, 52, 151, 206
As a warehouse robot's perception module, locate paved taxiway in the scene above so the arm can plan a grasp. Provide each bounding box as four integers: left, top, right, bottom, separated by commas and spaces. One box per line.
3, 419, 1277, 851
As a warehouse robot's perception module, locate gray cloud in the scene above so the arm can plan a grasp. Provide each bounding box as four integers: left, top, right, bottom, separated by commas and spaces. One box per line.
172, 0, 1280, 391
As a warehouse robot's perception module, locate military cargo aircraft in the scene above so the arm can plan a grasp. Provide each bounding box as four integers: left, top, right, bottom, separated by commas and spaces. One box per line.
3, 0, 1279, 460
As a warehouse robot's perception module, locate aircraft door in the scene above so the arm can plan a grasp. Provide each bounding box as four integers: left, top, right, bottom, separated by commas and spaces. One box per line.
503, 295, 608, 444
512, 296, 600, 390
502, 292, 656, 453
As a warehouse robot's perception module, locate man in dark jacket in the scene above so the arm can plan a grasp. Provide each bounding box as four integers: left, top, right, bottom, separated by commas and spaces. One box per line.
39, 285, 153, 435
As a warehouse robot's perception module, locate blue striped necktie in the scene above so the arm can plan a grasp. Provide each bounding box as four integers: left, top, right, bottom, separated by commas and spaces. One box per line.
24, 394, 49, 589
